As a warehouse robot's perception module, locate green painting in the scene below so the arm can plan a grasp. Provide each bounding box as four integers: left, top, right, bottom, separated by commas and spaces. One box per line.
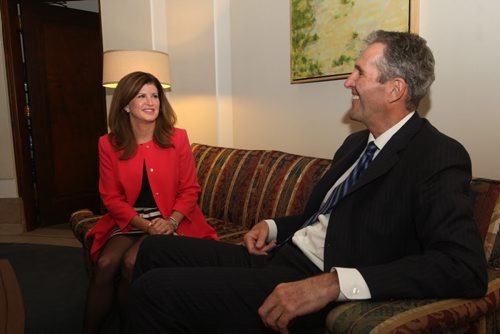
291, 0, 416, 83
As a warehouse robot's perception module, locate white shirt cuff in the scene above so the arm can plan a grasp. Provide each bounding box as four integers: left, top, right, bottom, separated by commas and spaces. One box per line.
331, 267, 371, 301
264, 219, 277, 242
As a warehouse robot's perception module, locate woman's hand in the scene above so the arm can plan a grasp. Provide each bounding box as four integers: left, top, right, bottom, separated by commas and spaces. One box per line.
148, 217, 176, 235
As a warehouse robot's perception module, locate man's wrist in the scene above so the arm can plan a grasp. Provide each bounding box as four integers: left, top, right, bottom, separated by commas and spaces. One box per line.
329, 268, 347, 301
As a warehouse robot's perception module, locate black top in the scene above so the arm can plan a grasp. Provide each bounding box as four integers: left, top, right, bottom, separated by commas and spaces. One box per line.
134, 162, 156, 208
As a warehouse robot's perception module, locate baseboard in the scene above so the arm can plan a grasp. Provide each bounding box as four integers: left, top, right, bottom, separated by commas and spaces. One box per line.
0, 198, 25, 234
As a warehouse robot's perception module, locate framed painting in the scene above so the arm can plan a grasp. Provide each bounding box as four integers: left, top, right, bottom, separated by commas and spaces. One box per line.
290, 0, 419, 84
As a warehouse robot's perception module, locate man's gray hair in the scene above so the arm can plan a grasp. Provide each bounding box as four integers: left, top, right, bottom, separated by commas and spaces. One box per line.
365, 30, 435, 111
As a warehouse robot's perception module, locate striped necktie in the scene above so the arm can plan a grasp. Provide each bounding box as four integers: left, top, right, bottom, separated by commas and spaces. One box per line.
276, 142, 378, 248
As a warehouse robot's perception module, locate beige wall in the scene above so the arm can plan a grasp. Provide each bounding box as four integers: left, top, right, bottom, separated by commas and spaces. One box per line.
229, 1, 354, 158
101, 0, 153, 50
164, 0, 217, 146
419, 0, 500, 179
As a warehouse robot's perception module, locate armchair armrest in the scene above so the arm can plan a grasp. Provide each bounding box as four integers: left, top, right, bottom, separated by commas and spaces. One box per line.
326, 272, 500, 333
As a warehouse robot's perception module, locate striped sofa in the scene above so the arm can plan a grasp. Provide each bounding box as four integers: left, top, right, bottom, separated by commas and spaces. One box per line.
70, 143, 500, 333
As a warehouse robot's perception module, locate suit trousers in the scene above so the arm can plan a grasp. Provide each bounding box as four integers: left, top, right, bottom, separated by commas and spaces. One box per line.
126, 235, 331, 334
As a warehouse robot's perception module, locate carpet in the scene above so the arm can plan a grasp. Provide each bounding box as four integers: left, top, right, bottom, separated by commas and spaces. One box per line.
0, 243, 87, 334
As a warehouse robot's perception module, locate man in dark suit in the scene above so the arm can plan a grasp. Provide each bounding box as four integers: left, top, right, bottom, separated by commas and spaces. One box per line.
126, 30, 487, 334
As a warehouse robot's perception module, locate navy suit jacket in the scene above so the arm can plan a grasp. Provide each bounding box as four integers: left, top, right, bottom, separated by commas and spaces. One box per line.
275, 113, 487, 300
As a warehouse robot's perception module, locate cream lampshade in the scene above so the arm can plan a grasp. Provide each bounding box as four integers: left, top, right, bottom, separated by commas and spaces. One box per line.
102, 50, 171, 89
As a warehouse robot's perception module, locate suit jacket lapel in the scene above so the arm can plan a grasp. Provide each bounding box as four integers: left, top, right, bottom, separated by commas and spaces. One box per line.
320, 135, 369, 194
348, 113, 424, 193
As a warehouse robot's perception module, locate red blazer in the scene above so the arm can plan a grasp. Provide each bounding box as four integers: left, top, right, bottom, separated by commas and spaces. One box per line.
87, 128, 217, 261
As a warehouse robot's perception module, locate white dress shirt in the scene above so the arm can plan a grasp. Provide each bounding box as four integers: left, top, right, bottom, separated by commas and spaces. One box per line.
266, 112, 415, 300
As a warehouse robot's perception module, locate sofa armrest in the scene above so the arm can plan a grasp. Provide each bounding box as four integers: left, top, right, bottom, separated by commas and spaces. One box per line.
69, 209, 100, 246
326, 272, 500, 333
69, 209, 101, 275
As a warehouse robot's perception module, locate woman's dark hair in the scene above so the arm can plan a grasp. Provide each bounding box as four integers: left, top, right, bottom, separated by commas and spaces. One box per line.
107, 71, 177, 160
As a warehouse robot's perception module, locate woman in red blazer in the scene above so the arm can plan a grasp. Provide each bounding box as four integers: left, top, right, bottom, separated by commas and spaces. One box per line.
83, 71, 217, 333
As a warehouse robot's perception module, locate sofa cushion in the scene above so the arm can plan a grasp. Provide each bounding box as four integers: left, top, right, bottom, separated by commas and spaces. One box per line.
206, 218, 248, 244
192, 143, 331, 229
192, 144, 267, 229
248, 150, 332, 225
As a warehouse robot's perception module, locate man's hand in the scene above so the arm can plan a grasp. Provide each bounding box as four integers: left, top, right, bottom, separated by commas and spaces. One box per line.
243, 221, 276, 255
258, 272, 340, 333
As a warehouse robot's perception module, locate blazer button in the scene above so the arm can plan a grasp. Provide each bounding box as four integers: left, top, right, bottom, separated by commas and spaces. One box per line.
145, 145, 150, 149
155, 192, 159, 196
150, 168, 154, 173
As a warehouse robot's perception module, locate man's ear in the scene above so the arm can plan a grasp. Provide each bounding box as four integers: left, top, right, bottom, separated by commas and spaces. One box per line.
388, 78, 407, 103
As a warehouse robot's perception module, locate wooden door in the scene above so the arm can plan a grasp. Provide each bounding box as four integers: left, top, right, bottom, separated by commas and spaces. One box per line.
18, 1, 106, 228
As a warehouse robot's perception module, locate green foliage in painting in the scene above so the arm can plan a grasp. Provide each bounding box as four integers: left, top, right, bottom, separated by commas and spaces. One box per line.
340, 0, 355, 6
291, 0, 323, 79
332, 54, 354, 67
332, 31, 358, 67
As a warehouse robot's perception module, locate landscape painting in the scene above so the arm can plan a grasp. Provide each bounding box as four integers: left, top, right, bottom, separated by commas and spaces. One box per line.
291, 0, 417, 83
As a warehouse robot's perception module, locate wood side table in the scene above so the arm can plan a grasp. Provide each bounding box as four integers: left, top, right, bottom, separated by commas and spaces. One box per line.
0, 259, 25, 334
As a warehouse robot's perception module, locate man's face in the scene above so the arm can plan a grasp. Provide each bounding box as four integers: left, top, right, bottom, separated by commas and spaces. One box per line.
344, 43, 388, 126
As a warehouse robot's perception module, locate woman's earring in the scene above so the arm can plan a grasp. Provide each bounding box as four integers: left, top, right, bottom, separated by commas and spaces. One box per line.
124, 107, 130, 113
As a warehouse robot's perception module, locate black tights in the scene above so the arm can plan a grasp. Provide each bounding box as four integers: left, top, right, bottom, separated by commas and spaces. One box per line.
83, 234, 146, 334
